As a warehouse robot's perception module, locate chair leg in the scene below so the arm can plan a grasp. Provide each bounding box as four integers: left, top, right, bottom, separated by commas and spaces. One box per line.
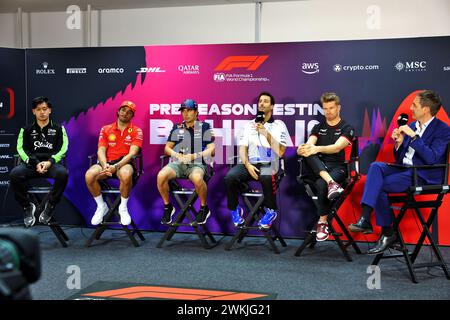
131, 220, 145, 241
122, 225, 140, 247
295, 232, 315, 256
333, 214, 361, 254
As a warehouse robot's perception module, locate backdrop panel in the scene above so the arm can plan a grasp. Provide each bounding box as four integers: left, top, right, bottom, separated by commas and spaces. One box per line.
0, 48, 27, 223
2, 36, 449, 244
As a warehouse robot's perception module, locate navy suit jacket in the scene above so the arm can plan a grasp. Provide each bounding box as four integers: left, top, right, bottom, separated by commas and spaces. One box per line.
394, 117, 450, 185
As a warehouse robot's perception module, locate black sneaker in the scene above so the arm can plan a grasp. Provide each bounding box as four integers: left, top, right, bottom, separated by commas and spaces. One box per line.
39, 202, 55, 224
161, 204, 175, 224
23, 203, 36, 228
193, 206, 210, 226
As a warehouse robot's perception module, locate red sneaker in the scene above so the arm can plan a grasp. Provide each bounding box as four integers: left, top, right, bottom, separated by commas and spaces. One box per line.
316, 222, 330, 241
327, 181, 343, 200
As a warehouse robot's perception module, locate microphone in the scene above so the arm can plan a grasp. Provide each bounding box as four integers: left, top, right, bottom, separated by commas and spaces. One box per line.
255, 111, 265, 124
397, 113, 409, 127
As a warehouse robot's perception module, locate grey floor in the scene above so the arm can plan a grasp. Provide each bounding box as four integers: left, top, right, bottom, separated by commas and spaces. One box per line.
17, 226, 450, 300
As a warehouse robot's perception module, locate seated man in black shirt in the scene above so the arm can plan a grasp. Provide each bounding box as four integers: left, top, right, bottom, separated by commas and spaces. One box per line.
9, 96, 69, 227
297, 92, 355, 241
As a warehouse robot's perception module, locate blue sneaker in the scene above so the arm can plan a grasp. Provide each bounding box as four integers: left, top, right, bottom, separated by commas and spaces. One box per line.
230, 204, 244, 226
258, 208, 278, 229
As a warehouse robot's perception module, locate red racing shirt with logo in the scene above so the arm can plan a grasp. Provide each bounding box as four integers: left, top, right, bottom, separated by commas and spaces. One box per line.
98, 122, 143, 162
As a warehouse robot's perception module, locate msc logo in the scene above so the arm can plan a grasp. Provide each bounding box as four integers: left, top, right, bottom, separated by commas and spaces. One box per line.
136, 67, 166, 73
395, 61, 427, 72
214, 55, 269, 71
301, 62, 320, 74
0, 87, 14, 119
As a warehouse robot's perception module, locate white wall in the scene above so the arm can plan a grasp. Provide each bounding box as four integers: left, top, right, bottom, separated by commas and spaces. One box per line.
262, 0, 450, 42
100, 4, 255, 46
0, 0, 449, 48
0, 13, 18, 47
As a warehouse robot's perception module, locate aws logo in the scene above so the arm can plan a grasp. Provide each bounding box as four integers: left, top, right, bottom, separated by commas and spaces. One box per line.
0, 87, 14, 120
214, 55, 269, 71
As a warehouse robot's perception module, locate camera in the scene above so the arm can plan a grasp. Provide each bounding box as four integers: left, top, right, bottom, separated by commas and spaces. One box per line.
0, 228, 41, 300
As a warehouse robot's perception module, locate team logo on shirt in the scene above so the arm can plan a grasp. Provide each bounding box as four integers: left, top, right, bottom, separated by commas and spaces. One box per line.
128, 128, 133, 133
48, 128, 57, 136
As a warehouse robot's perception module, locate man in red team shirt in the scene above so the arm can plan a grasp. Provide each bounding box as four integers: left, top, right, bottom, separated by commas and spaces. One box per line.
85, 101, 143, 225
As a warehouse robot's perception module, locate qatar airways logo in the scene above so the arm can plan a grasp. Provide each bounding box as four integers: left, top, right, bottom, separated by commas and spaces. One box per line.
34, 141, 53, 149
178, 65, 200, 75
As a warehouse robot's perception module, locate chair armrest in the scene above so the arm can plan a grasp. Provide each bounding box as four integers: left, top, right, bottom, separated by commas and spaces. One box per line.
87, 153, 97, 167
387, 163, 446, 170
387, 162, 448, 186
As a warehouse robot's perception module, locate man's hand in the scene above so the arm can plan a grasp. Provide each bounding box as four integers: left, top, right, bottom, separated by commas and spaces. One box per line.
245, 163, 260, 180
36, 161, 52, 174
100, 163, 117, 176
298, 144, 318, 157
391, 128, 404, 147
399, 125, 416, 138
255, 123, 268, 137
176, 153, 195, 164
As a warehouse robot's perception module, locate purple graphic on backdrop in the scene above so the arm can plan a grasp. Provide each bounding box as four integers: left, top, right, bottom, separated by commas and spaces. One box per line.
51, 37, 450, 241
63, 44, 324, 234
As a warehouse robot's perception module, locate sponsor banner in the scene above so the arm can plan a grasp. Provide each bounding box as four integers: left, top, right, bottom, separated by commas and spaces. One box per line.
9, 36, 449, 244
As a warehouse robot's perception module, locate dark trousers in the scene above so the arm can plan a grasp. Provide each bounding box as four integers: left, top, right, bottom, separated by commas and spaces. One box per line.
303, 155, 347, 216
9, 163, 69, 208
224, 163, 279, 211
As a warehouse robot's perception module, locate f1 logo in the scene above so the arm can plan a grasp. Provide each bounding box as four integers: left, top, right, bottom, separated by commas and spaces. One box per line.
0, 87, 14, 120
214, 55, 269, 71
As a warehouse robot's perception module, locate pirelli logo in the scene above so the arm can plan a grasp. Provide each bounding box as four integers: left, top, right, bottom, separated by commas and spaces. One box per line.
214, 55, 269, 71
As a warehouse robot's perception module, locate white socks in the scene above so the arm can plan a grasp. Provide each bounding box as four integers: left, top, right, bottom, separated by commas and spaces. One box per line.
94, 195, 106, 207
119, 196, 128, 209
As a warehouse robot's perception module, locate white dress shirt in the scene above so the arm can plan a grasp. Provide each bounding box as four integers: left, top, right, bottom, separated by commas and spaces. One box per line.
402, 117, 434, 165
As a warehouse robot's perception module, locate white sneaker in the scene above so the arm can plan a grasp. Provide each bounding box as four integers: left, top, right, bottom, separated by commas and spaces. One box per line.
118, 205, 131, 225
91, 203, 109, 225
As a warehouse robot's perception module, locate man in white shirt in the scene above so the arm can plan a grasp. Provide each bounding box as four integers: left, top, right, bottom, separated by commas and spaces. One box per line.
224, 92, 289, 229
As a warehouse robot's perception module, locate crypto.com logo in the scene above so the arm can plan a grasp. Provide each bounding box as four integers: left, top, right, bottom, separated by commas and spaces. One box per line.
214, 55, 269, 71
0, 87, 14, 119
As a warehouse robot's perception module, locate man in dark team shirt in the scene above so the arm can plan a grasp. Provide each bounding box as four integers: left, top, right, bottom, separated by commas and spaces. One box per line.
9, 96, 69, 227
156, 99, 215, 225
297, 92, 354, 241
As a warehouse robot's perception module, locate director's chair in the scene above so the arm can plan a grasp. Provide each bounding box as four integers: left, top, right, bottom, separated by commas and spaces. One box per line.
156, 155, 217, 249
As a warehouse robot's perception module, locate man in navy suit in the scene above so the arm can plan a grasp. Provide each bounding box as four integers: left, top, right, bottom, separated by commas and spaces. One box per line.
348, 90, 450, 254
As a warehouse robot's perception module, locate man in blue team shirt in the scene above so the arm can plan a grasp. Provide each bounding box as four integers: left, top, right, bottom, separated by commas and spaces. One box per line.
156, 99, 215, 225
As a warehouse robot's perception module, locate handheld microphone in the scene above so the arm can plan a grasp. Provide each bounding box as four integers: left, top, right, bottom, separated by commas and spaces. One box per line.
255, 111, 265, 124
397, 113, 409, 127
